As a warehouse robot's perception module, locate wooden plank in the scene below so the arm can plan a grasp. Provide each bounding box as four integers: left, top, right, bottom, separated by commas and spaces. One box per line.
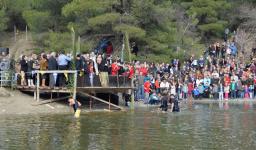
73, 72, 77, 99
32, 96, 70, 106
79, 92, 125, 111
34, 70, 77, 74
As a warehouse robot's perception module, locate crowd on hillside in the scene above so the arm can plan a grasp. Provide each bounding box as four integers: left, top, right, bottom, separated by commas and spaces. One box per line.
17, 38, 256, 105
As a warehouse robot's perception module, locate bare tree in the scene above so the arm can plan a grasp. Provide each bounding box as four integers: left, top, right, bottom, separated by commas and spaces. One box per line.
235, 28, 256, 58
238, 4, 256, 33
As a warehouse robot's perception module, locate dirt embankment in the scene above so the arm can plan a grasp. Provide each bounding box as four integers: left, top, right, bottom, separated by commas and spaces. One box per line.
0, 88, 72, 115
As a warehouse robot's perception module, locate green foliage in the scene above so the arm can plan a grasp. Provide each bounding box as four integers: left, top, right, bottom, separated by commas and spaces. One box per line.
186, 0, 231, 37
34, 31, 72, 52
198, 21, 228, 36
114, 24, 146, 38
2, 0, 254, 61
80, 40, 95, 53
88, 12, 120, 27
22, 10, 51, 32
0, 8, 8, 31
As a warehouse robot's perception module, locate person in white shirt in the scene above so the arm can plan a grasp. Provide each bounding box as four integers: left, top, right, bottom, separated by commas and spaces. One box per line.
160, 79, 170, 90
170, 83, 176, 96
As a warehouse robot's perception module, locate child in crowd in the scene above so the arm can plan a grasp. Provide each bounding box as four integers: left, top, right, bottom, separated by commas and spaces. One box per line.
224, 83, 230, 100
244, 85, 249, 99
182, 82, 188, 100
249, 84, 254, 99
230, 80, 237, 99
218, 83, 224, 100
188, 82, 194, 99
193, 87, 200, 99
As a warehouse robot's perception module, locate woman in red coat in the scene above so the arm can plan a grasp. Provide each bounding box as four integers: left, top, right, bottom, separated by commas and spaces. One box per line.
111, 60, 120, 75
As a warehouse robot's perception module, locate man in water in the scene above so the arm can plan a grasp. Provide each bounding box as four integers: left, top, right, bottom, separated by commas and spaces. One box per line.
167, 94, 180, 112
68, 97, 82, 113
159, 92, 168, 112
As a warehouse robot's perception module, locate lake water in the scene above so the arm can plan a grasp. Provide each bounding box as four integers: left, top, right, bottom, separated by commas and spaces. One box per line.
1, 101, 256, 150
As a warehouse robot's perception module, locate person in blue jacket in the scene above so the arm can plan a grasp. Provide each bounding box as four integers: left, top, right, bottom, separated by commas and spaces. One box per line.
229, 43, 237, 57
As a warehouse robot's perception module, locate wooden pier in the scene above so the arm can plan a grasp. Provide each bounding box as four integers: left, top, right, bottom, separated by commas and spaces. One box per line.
15, 70, 134, 110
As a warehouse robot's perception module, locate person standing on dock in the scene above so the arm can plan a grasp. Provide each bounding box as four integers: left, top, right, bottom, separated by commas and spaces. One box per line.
19, 55, 27, 86
57, 51, 71, 87
48, 52, 58, 88
39, 54, 48, 87
27, 54, 35, 87
75, 54, 83, 87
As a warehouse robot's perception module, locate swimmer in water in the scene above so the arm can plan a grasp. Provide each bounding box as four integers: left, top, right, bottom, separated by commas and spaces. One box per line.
68, 97, 81, 113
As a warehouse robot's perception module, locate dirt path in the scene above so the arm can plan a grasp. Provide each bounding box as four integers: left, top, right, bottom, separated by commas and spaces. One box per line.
0, 32, 36, 60
8, 32, 36, 60
0, 88, 72, 115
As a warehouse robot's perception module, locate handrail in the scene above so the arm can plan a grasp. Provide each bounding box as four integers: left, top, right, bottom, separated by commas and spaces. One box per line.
34, 70, 77, 74
0, 71, 15, 88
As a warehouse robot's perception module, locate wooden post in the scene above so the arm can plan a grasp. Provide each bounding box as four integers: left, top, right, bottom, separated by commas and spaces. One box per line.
71, 27, 76, 57
34, 91, 36, 100
77, 36, 81, 54
124, 31, 132, 63
36, 72, 40, 101
73, 72, 77, 100
26, 25, 28, 41
130, 78, 135, 110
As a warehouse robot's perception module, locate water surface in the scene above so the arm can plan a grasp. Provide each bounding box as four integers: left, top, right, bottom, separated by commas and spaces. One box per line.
1, 102, 256, 150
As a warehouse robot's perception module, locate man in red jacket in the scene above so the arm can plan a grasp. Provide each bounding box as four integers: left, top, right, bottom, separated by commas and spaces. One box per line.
139, 63, 148, 76
144, 79, 151, 104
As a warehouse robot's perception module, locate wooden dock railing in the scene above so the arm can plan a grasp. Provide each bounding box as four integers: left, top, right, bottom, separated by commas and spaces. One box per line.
34, 70, 77, 101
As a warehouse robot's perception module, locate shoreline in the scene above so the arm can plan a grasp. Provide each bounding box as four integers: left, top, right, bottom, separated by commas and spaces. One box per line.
0, 89, 70, 115
1, 88, 256, 115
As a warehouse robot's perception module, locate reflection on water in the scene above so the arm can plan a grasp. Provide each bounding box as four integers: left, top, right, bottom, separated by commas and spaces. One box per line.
1, 102, 256, 150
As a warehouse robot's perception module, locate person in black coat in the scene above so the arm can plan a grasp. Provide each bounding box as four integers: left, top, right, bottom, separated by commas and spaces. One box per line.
20, 55, 27, 86
75, 54, 84, 87
48, 52, 58, 88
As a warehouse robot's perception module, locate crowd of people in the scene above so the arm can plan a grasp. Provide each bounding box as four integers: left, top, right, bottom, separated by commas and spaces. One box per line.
17, 38, 256, 109
135, 40, 256, 105
17, 50, 134, 88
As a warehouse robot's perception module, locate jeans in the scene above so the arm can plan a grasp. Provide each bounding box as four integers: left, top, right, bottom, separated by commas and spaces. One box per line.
58, 65, 67, 87
250, 92, 254, 99
49, 73, 57, 88
240, 91, 244, 98
137, 85, 145, 100
183, 93, 188, 100
144, 92, 149, 104
89, 73, 94, 86
231, 90, 236, 99
219, 92, 224, 100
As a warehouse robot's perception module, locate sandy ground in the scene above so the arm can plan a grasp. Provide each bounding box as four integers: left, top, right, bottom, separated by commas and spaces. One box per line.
0, 88, 72, 115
